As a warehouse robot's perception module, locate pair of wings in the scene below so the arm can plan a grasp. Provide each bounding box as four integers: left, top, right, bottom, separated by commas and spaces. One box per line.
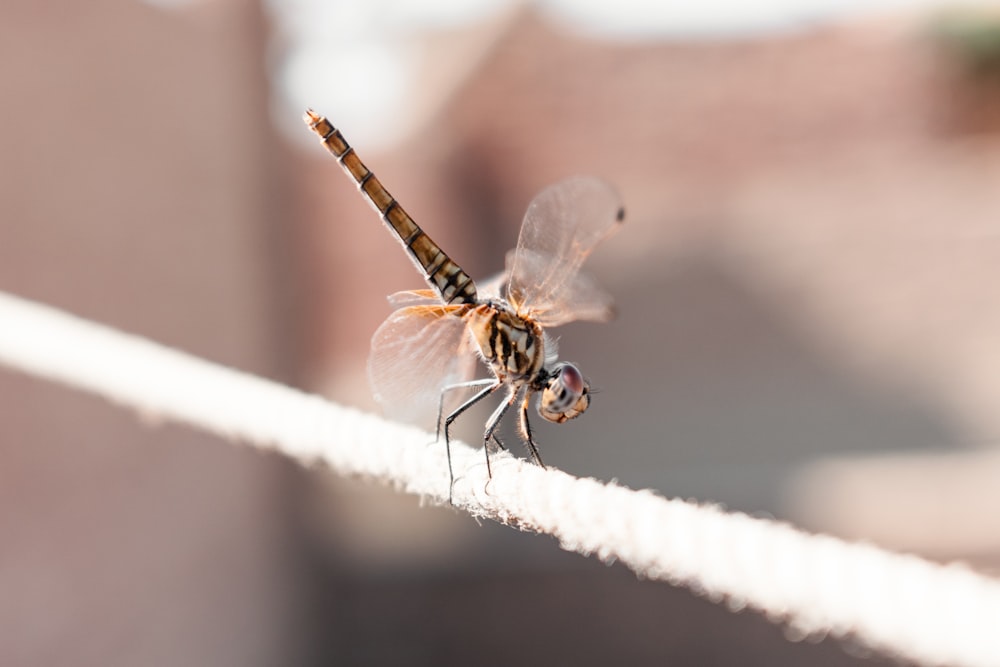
368, 176, 624, 425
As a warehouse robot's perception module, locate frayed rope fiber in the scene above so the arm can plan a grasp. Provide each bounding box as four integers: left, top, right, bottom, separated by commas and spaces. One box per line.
0, 290, 998, 667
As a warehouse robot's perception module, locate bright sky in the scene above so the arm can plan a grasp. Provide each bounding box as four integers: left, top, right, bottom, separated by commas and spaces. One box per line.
271, 0, 977, 148
143, 0, 978, 147
539, 0, 971, 37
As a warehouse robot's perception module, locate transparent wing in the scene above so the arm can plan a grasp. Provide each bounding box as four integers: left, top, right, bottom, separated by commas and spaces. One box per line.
368, 305, 480, 427
505, 249, 616, 326
473, 268, 506, 302
387, 289, 440, 308
507, 176, 624, 327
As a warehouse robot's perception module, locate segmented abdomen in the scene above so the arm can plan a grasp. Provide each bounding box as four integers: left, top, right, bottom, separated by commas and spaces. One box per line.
304, 110, 477, 305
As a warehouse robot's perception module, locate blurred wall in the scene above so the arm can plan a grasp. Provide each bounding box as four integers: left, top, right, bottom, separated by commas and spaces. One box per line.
0, 1, 307, 664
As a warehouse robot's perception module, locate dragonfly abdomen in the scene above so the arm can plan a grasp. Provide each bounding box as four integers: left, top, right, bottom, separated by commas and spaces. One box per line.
304, 110, 477, 305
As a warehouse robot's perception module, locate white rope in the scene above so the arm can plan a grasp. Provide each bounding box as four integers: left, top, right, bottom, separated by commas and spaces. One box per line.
0, 289, 998, 667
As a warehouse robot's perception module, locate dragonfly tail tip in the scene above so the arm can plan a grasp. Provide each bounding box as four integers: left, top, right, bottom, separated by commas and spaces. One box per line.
303, 108, 321, 126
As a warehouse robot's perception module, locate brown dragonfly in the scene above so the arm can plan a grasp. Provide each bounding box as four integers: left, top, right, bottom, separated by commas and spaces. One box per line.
304, 109, 624, 501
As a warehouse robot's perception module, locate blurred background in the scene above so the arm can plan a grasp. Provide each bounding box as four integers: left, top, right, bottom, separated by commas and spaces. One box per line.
2, 0, 1000, 664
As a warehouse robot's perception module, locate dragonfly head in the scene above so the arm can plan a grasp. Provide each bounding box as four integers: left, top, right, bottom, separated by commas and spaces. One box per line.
538, 362, 590, 423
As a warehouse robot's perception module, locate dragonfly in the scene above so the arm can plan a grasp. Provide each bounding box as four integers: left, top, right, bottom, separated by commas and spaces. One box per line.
304, 109, 624, 501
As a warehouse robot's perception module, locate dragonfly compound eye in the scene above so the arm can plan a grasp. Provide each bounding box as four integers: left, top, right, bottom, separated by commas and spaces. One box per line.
538, 363, 590, 423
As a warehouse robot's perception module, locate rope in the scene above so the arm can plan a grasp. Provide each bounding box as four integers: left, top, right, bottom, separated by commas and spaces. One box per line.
0, 290, 997, 667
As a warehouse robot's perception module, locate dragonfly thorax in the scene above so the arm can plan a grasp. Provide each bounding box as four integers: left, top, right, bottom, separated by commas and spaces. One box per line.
467, 302, 545, 383
467, 302, 591, 424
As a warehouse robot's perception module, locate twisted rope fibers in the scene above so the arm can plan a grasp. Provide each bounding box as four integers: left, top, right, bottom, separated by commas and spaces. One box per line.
0, 291, 997, 667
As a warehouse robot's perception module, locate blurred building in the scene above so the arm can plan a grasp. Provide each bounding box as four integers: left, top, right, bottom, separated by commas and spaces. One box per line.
2, 0, 999, 664
304, 5, 1000, 563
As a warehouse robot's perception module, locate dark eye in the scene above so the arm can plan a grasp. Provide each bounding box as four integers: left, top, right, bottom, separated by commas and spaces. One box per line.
555, 364, 585, 399
538, 363, 590, 423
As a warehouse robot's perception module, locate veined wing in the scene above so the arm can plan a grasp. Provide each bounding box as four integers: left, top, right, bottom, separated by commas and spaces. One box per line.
368, 304, 478, 427
507, 176, 624, 327
471, 267, 506, 303
386, 289, 440, 308
504, 249, 616, 326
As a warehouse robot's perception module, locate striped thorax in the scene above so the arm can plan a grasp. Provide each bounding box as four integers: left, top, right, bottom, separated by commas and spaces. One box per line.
466, 302, 545, 383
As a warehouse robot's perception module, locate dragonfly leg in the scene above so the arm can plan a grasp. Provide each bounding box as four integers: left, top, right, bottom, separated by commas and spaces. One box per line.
519, 392, 545, 468
481, 388, 520, 480
443, 379, 501, 503
437, 378, 496, 442
489, 434, 507, 451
